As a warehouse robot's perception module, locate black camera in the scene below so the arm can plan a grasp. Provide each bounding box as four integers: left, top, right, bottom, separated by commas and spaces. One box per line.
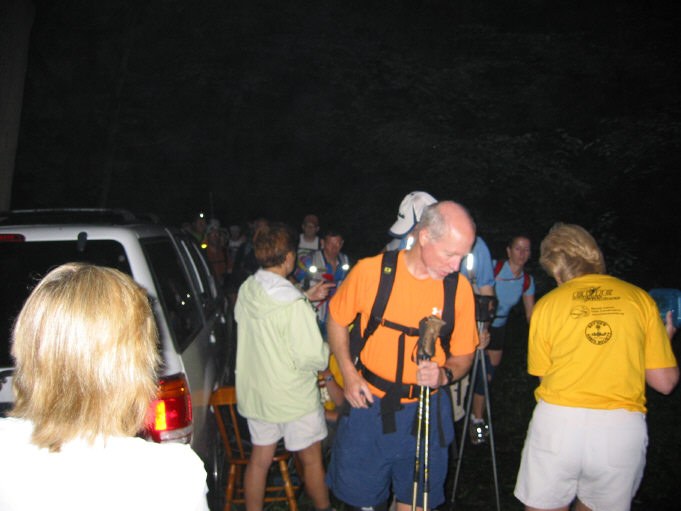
474, 294, 497, 323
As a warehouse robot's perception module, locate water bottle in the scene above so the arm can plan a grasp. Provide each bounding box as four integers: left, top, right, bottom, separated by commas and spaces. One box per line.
648, 288, 681, 328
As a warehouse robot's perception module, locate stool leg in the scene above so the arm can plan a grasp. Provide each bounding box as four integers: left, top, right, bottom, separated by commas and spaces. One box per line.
225, 464, 236, 511
279, 459, 298, 511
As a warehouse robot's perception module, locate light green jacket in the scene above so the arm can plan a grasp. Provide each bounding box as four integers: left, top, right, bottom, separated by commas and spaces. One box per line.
234, 269, 329, 423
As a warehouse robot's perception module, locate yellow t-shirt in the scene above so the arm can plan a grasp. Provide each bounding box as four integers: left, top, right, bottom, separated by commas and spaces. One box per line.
528, 274, 677, 413
329, 251, 479, 401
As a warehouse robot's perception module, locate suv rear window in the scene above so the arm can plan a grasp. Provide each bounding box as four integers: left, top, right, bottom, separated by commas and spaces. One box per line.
142, 238, 202, 353
0, 240, 131, 366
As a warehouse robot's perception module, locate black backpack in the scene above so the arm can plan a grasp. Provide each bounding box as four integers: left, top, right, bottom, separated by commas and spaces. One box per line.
346, 250, 459, 435
349, 250, 459, 364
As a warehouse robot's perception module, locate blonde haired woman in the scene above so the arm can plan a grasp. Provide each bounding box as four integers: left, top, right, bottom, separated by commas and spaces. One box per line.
0, 263, 208, 511
514, 224, 678, 511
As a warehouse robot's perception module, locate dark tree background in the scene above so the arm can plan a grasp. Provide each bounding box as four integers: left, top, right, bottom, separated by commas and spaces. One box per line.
10, 0, 681, 290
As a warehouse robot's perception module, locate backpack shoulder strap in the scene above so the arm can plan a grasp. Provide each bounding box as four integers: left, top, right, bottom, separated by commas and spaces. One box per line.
364, 250, 398, 339
349, 250, 398, 361
495, 259, 530, 293
439, 272, 459, 354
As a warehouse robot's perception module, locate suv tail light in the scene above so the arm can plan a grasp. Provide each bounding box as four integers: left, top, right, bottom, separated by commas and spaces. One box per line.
145, 373, 193, 444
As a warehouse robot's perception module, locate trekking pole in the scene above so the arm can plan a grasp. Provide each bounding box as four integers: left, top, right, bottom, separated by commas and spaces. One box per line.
411, 314, 445, 511
422, 376, 431, 511
411, 384, 426, 511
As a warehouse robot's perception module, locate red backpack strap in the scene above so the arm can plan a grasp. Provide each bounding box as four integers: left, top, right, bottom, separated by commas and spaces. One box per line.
496, 259, 530, 293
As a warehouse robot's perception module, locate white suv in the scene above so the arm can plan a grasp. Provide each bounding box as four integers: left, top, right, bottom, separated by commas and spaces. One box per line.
0, 209, 233, 507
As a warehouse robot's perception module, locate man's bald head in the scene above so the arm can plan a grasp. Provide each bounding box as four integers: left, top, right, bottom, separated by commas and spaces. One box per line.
418, 201, 476, 242
411, 201, 477, 280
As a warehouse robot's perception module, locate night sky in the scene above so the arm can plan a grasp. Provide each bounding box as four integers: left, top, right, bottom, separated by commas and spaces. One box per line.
8, 0, 681, 286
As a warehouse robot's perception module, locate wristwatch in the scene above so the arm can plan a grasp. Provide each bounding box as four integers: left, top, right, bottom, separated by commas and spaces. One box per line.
442, 367, 455, 386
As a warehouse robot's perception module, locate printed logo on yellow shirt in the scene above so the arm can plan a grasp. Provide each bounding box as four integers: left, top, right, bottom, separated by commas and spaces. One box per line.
572, 287, 616, 301
585, 320, 612, 345
570, 305, 590, 318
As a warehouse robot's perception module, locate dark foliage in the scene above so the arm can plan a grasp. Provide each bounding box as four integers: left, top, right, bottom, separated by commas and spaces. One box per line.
10, 6, 681, 270
13, 1, 681, 290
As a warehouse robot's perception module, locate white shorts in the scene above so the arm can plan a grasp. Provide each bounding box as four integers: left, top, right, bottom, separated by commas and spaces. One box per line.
514, 401, 647, 511
247, 407, 327, 452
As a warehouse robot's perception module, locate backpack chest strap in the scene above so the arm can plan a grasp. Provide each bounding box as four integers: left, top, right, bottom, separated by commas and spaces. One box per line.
379, 318, 420, 338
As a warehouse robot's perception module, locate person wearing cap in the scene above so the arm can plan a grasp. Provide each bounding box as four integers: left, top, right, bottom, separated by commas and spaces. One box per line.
384, 191, 437, 251
384, 193, 495, 304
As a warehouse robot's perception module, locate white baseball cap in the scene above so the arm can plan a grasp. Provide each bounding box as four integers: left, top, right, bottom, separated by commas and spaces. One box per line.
388, 191, 437, 237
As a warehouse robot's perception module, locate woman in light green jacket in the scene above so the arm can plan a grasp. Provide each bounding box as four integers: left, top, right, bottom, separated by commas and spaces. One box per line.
235, 222, 332, 511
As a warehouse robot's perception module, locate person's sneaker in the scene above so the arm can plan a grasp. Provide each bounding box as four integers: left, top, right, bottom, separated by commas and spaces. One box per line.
469, 418, 488, 445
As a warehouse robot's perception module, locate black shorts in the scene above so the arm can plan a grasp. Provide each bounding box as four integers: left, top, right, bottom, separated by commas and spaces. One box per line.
487, 324, 508, 351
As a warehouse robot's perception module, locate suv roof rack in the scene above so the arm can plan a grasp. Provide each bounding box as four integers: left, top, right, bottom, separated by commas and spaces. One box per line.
0, 209, 159, 226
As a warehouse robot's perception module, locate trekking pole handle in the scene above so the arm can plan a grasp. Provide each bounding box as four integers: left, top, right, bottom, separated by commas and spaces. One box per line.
417, 315, 446, 361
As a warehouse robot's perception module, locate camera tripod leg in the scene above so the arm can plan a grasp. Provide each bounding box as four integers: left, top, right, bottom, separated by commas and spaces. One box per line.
480, 345, 501, 511
451, 346, 480, 503
451, 332, 501, 511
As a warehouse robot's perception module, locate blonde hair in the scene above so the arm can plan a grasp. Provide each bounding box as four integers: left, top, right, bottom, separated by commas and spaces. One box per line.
539, 223, 606, 283
10, 263, 160, 452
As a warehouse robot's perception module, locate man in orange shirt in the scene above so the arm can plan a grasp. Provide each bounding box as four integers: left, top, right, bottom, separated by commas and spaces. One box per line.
325, 201, 479, 511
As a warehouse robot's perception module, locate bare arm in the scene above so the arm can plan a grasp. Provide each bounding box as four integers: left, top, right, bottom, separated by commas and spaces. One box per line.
645, 312, 679, 394
304, 280, 335, 302
326, 313, 373, 407
319, 370, 345, 407
476, 284, 495, 349
646, 366, 679, 395
478, 284, 494, 297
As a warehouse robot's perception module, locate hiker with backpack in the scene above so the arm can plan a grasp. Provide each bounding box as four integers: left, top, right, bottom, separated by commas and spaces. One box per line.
469, 235, 535, 444
324, 201, 480, 511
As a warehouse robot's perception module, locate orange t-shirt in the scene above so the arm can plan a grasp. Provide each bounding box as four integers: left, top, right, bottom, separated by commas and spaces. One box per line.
329, 251, 479, 400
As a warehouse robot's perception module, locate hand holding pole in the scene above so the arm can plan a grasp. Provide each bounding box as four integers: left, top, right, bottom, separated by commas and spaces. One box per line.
412, 314, 446, 511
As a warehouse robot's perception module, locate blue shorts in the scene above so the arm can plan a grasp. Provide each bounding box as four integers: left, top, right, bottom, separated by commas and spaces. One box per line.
326, 391, 454, 508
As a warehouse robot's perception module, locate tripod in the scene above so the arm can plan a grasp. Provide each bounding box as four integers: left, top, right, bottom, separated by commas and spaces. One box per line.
451, 321, 501, 511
